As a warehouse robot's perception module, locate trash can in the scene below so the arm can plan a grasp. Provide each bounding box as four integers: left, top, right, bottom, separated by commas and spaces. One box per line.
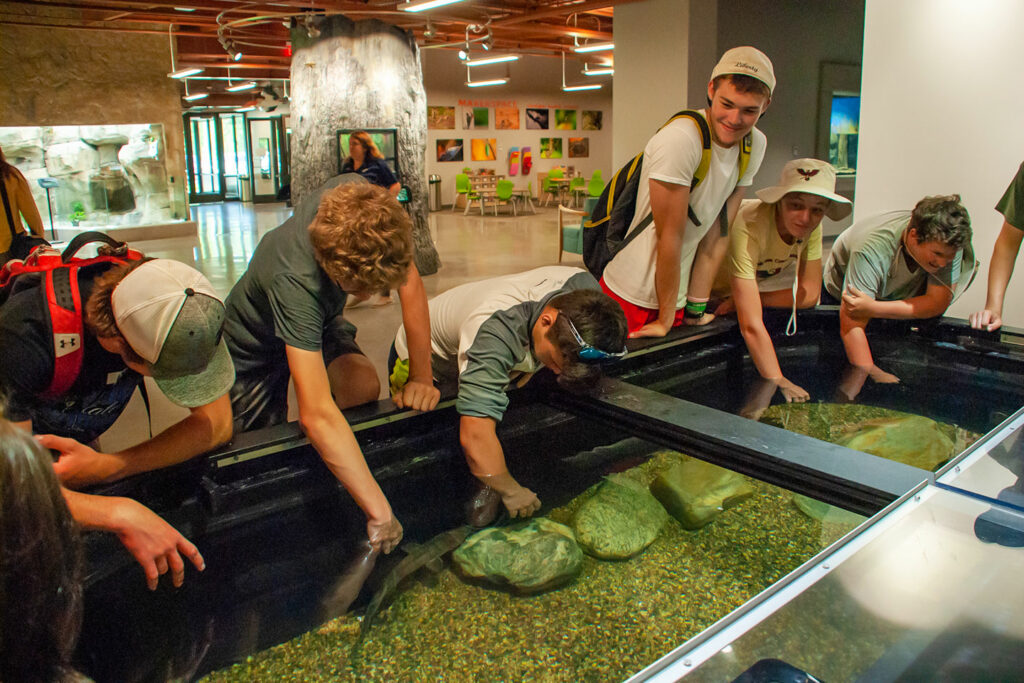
428, 174, 442, 211
238, 176, 252, 202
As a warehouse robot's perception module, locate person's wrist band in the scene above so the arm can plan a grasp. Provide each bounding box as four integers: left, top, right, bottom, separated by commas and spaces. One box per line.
684, 297, 708, 320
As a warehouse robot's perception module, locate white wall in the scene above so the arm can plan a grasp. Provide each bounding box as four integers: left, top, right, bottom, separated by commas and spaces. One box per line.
421, 50, 612, 203
857, 0, 1024, 325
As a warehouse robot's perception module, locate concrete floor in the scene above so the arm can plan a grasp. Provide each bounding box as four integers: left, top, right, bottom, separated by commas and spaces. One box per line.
98, 200, 582, 451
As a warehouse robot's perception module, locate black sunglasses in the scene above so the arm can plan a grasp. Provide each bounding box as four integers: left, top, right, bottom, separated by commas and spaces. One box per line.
564, 315, 627, 363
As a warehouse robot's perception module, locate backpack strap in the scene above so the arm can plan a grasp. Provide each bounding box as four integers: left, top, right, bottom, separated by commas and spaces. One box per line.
41, 262, 85, 399
1, 176, 18, 244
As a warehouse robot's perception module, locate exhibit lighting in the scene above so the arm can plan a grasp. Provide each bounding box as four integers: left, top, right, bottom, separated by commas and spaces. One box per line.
563, 83, 601, 91
583, 66, 614, 77
466, 78, 508, 88
236, 106, 256, 112
574, 42, 614, 54
184, 92, 209, 101
465, 54, 518, 66
401, 0, 467, 12
227, 81, 258, 92
168, 67, 203, 79
174, 7, 196, 11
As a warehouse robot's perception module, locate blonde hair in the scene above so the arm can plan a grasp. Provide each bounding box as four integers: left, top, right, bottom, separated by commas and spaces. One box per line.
309, 182, 413, 292
349, 131, 384, 160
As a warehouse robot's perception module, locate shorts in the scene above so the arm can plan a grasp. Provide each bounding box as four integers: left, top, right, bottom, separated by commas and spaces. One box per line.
231, 315, 365, 432
599, 277, 685, 333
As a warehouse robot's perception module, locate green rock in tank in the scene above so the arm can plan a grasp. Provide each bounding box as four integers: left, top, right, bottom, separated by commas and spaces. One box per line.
452, 518, 582, 594
650, 456, 754, 529
571, 473, 668, 559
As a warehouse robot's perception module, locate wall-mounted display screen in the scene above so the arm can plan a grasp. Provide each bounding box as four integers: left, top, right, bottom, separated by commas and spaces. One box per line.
829, 95, 860, 175
337, 129, 399, 179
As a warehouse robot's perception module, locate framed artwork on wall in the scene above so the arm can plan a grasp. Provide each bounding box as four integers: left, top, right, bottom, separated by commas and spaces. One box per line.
471, 138, 497, 161
427, 106, 456, 129
337, 128, 399, 177
568, 137, 589, 158
436, 139, 464, 162
463, 107, 489, 129
495, 107, 519, 130
554, 109, 576, 130
540, 137, 562, 159
582, 110, 603, 131
526, 108, 549, 130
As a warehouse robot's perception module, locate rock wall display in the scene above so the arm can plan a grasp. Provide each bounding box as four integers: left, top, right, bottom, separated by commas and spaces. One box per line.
0, 19, 188, 222
290, 16, 439, 275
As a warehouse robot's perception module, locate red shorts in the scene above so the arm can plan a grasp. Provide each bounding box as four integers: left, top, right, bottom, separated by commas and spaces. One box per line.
599, 277, 685, 333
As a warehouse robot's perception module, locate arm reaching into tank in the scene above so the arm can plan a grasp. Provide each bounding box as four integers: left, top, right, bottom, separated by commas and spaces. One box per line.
459, 415, 540, 518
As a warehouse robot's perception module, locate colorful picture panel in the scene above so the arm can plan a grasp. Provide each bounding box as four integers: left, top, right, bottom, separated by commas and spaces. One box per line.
427, 106, 456, 130
568, 137, 589, 158
436, 139, 464, 162
463, 106, 489, 129
540, 137, 562, 159
582, 110, 603, 131
526, 108, 549, 130
471, 138, 497, 161
495, 107, 520, 130
554, 109, 577, 130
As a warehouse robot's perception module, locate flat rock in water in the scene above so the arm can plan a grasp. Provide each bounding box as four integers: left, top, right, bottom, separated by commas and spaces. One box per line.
650, 456, 753, 530
836, 415, 956, 471
792, 494, 865, 525
452, 518, 582, 594
571, 474, 668, 559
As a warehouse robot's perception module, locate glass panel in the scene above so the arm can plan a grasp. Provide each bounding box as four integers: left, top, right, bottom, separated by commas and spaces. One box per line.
75, 413, 865, 681
189, 116, 221, 196
617, 317, 1024, 473
0, 123, 182, 231
248, 119, 278, 197
681, 487, 1024, 681
938, 409, 1024, 513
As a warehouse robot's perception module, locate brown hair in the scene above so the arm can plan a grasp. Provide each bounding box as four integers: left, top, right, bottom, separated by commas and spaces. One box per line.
0, 144, 18, 181
708, 74, 771, 103
309, 182, 413, 293
908, 194, 972, 248
349, 131, 384, 160
85, 257, 153, 365
546, 289, 628, 392
0, 419, 83, 683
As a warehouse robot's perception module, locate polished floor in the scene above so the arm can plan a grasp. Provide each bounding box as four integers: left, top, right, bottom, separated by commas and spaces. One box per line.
98, 200, 582, 451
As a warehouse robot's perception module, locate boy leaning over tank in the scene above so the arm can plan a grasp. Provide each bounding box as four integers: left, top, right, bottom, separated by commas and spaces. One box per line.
391, 266, 628, 519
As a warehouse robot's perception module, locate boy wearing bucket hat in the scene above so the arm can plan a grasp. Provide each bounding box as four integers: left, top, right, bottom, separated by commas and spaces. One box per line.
0, 258, 235, 589
713, 159, 851, 405
600, 46, 774, 338
823, 195, 975, 383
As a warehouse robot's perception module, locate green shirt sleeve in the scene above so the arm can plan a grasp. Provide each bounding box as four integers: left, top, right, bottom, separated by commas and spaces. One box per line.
996, 162, 1024, 231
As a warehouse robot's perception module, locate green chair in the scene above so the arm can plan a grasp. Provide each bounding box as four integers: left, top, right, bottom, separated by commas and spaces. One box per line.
452, 173, 471, 212
491, 179, 517, 216
560, 196, 599, 261
542, 168, 564, 207
588, 171, 605, 198
569, 176, 586, 207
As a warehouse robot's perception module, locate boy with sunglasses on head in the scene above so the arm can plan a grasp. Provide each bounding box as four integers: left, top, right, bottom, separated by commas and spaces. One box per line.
391, 266, 628, 518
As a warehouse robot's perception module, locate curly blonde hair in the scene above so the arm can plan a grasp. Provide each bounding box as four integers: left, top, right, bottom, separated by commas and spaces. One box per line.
308, 182, 413, 293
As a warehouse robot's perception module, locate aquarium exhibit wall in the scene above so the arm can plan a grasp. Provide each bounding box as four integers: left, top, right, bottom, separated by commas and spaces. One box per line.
69, 315, 1024, 681
0, 124, 187, 237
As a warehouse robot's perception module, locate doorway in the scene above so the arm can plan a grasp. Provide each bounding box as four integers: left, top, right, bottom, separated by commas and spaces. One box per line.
183, 113, 253, 203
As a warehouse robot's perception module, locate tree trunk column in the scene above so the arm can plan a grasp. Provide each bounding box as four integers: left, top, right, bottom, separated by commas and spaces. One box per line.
291, 16, 439, 275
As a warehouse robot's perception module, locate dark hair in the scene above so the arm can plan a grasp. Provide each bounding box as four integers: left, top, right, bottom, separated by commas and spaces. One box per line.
85, 257, 154, 365
0, 144, 17, 181
546, 289, 627, 392
0, 419, 83, 683
908, 194, 972, 248
707, 74, 771, 105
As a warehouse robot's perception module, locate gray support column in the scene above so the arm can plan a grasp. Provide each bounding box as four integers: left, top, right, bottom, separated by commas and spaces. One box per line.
290, 16, 440, 275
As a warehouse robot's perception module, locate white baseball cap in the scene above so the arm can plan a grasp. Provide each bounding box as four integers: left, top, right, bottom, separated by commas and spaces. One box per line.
112, 260, 235, 407
710, 46, 776, 95
755, 159, 853, 221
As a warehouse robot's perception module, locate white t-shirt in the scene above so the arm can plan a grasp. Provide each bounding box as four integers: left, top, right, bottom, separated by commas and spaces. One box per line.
602, 112, 766, 309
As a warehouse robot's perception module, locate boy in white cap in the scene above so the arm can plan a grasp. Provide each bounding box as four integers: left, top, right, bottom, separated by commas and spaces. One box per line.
0, 258, 235, 589
823, 195, 975, 383
712, 159, 852, 404
600, 46, 774, 337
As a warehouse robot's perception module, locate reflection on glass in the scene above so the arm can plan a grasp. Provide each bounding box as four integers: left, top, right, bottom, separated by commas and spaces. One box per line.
829, 94, 860, 175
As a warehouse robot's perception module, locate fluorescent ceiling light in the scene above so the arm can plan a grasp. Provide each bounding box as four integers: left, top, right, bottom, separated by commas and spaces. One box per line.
226, 81, 257, 92
563, 84, 601, 92
236, 106, 256, 112
401, 0, 466, 12
184, 92, 209, 101
168, 67, 203, 78
574, 42, 614, 54
174, 7, 196, 11
584, 67, 614, 76
465, 54, 519, 67
466, 78, 508, 88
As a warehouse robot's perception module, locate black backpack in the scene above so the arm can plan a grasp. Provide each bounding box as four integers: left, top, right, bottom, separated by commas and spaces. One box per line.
582, 109, 752, 278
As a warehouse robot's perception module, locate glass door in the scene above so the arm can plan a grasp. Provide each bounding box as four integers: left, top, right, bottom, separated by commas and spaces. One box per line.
184, 114, 225, 203
246, 118, 284, 203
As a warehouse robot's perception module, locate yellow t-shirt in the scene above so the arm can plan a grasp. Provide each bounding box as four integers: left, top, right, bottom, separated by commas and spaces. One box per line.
712, 199, 822, 296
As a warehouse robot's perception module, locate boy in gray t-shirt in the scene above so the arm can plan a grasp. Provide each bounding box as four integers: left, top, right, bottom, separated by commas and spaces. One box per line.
823, 194, 974, 383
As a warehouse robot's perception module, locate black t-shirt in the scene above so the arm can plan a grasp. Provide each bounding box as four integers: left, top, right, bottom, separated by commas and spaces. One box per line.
0, 263, 142, 442
340, 156, 398, 190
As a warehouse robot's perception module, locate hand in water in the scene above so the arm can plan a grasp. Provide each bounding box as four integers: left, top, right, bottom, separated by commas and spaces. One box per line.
367, 514, 403, 554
